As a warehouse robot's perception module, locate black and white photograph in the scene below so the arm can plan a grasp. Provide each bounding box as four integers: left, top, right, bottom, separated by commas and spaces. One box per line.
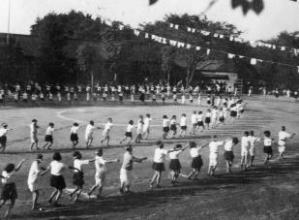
0, 0, 299, 219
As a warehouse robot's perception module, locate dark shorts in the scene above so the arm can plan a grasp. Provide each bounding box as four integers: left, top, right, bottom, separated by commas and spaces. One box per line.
163, 127, 170, 133
73, 172, 84, 187
181, 126, 187, 130
0, 136, 7, 146
125, 132, 132, 138
230, 111, 237, 117
70, 133, 78, 142
152, 162, 165, 172
45, 135, 53, 143
50, 175, 66, 190
219, 116, 225, 123
1, 183, 17, 201
264, 146, 273, 155
169, 159, 181, 172
197, 121, 204, 127
224, 151, 234, 161
205, 117, 211, 124
170, 124, 177, 131
191, 156, 203, 170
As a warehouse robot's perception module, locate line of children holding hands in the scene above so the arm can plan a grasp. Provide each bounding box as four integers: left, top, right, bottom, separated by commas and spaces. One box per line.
0, 126, 295, 217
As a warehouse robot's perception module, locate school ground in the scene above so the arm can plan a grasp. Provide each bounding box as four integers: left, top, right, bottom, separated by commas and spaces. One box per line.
0, 96, 299, 219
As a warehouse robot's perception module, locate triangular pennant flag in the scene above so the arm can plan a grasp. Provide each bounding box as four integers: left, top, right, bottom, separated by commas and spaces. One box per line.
169, 40, 177, 46
239, 55, 245, 59
206, 49, 211, 55
134, 30, 140, 37
250, 58, 257, 65
214, 33, 219, 38
228, 53, 235, 59
280, 46, 286, 51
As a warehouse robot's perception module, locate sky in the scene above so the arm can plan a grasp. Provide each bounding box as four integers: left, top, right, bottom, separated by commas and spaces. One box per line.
0, 0, 299, 41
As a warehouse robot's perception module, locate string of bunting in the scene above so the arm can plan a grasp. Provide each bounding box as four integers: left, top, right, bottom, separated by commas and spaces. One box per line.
101, 17, 299, 73
168, 22, 299, 56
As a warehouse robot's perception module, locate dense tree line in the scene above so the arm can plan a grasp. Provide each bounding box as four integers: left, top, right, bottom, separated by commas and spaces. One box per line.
0, 11, 298, 89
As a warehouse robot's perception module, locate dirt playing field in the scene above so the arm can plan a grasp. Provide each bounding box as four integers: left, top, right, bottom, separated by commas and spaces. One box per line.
0, 97, 299, 219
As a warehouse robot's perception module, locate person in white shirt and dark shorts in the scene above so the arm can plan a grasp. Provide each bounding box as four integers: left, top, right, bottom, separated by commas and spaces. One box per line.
187, 141, 207, 180
43, 152, 67, 206
169, 144, 188, 185
150, 141, 177, 188
0, 159, 26, 218
70, 123, 80, 148
69, 151, 94, 202
120, 120, 134, 144
43, 122, 55, 150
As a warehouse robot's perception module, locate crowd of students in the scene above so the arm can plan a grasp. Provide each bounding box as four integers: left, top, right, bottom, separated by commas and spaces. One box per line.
0, 96, 245, 152
0, 125, 295, 217
0, 93, 297, 218
0, 81, 236, 105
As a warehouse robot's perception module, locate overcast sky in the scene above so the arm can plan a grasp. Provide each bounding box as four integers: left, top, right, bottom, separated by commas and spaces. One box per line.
0, 0, 299, 41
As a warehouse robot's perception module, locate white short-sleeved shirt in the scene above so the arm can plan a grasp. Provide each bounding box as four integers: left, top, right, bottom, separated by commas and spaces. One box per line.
197, 114, 203, 122
30, 123, 38, 135
205, 112, 211, 118
73, 159, 89, 172
2, 170, 15, 184
264, 137, 273, 147
153, 148, 168, 163
28, 161, 40, 184
121, 152, 133, 170
45, 127, 54, 136
95, 156, 107, 173
224, 139, 234, 151
190, 147, 201, 158
50, 161, 65, 176
162, 119, 170, 128
241, 136, 250, 150
103, 122, 113, 132
191, 114, 197, 124
169, 150, 182, 159
144, 117, 151, 128
248, 136, 260, 147
211, 109, 217, 119
85, 124, 95, 136
170, 119, 176, 125
278, 131, 291, 146
209, 141, 224, 154
0, 128, 8, 137
180, 117, 187, 126
136, 120, 143, 133
126, 124, 134, 133
70, 126, 79, 134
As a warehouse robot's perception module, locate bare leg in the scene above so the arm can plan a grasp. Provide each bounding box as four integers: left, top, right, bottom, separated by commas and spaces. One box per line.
32, 191, 39, 210
4, 199, 15, 218
48, 189, 58, 203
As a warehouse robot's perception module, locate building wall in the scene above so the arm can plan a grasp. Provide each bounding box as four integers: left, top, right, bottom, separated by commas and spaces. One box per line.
201, 71, 238, 88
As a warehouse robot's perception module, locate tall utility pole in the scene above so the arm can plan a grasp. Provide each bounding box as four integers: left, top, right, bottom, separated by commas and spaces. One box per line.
6, 0, 11, 45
